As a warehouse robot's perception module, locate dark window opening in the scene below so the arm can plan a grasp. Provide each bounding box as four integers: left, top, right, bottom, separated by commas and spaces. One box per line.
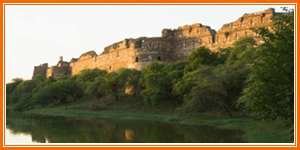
135, 57, 139, 62
65, 73, 68, 76
109, 66, 111, 70
240, 17, 244, 22
157, 56, 161, 61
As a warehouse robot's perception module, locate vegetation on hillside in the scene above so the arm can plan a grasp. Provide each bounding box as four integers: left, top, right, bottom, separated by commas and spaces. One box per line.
6, 9, 294, 129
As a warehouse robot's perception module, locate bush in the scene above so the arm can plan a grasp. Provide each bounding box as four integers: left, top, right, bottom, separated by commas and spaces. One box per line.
89, 103, 106, 111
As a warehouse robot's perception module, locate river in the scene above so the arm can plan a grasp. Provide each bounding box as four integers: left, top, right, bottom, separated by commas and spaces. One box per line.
6, 115, 245, 143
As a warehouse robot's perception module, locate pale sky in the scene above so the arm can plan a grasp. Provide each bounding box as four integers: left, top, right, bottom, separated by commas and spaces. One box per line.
5, 4, 295, 83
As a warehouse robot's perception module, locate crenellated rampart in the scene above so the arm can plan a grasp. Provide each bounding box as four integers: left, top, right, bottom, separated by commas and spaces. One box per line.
33, 8, 280, 79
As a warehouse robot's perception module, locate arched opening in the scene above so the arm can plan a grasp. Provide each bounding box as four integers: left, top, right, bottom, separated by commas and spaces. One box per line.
245, 31, 247, 36
109, 66, 111, 70
157, 56, 161, 61
135, 57, 139, 62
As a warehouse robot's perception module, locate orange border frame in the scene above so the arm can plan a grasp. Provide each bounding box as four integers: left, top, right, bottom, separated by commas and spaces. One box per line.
0, 1, 298, 150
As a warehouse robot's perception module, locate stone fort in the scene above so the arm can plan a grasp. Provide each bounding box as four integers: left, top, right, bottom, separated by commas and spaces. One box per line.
33, 8, 281, 78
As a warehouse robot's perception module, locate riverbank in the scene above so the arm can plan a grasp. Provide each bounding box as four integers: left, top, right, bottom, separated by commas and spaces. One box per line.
4, 95, 292, 143
18, 104, 294, 143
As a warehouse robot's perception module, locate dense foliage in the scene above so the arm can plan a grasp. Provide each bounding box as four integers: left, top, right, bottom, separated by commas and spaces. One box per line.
6, 68, 142, 111
140, 61, 187, 105
238, 9, 294, 122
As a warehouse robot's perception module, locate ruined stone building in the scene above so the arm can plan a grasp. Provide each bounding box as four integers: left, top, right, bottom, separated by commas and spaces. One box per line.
33, 8, 281, 78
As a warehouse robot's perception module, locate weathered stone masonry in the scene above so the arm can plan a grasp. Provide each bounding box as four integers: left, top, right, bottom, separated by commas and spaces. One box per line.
33, 8, 281, 79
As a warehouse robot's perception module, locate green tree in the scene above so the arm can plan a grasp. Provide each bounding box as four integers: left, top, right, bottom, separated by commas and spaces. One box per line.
174, 39, 257, 114
225, 36, 257, 66
105, 72, 122, 102
6, 78, 23, 95
8, 79, 40, 107
13, 93, 34, 111
174, 66, 230, 114
140, 61, 186, 105
7, 76, 49, 111
140, 62, 172, 105
184, 46, 225, 73
33, 80, 83, 109
212, 36, 258, 110
117, 68, 142, 97
166, 61, 188, 84
32, 75, 49, 93
86, 76, 107, 98
214, 65, 249, 109
238, 9, 294, 122
86, 68, 142, 101
76, 69, 107, 83
76, 69, 107, 94
6, 78, 23, 105
17, 80, 38, 93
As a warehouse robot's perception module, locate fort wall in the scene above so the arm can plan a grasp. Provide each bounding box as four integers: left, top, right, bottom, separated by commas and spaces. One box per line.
214, 8, 276, 49
33, 63, 48, 77
33, 8, 279, 79
46, 66, 72, 78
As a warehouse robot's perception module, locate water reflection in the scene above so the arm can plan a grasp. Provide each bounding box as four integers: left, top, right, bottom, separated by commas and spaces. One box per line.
6, 115, 245, 143
6, 128, 38, 144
